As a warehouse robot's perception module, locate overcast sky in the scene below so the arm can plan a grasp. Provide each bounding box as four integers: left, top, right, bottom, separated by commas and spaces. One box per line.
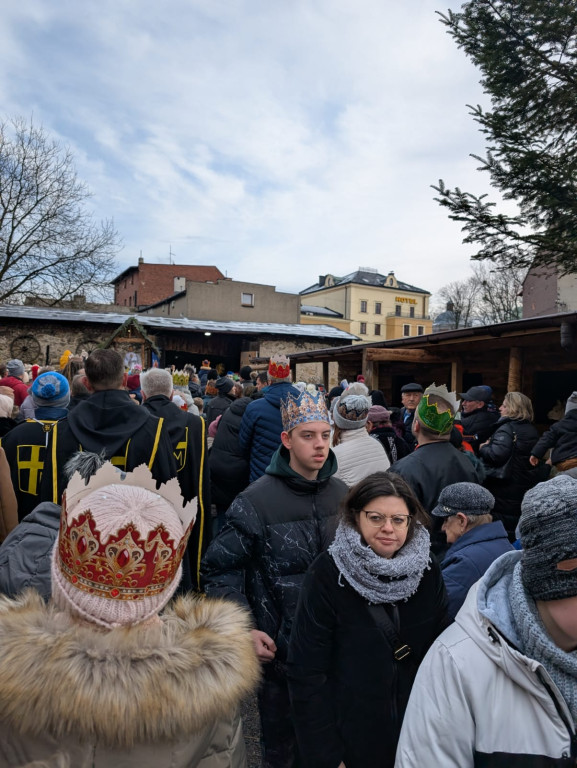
1, 0, 492, 302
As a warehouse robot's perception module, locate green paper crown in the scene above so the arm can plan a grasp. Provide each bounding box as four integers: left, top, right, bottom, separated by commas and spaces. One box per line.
417, 394, 454, 434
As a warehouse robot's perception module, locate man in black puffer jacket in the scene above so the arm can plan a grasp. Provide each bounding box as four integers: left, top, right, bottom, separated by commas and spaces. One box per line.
202, 388, 347, 768
209, 396, 251, 532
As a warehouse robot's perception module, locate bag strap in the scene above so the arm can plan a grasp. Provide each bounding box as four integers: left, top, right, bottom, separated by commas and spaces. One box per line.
366, 603, 411, 661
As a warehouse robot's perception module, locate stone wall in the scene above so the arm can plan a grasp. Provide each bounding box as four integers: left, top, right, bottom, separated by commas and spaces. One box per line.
257, 337, 340, 388
0, 320, 116, 366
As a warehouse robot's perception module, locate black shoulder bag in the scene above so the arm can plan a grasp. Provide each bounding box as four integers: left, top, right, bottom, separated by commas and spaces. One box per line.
366, 604, 411, 661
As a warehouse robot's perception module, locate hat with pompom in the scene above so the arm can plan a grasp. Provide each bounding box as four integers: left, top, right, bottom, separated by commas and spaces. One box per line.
333, 393, 371, 430
31, 371, 70, 409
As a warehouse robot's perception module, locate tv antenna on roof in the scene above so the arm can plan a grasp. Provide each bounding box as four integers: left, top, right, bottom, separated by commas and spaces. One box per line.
169, 244, 176, 265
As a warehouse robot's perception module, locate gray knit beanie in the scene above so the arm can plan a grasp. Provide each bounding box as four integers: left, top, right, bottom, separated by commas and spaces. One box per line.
565, 392, 577, 415
520, 475, 577, 601
215, 376, 234, 395
6, 359, 25, 377
431, 482, 495, 518
333, 394, 370, 430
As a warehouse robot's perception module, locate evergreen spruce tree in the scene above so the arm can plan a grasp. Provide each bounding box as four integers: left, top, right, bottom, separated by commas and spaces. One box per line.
435, 1, 577, 273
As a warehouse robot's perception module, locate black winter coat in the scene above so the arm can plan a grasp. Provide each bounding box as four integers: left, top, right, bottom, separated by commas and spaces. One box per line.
40, 390, 177, 508
205, 394, 232, 427
479, 417, 548, 537
287, 551, 448, 768
201, 446, 347, 661
142, 395, 211, 591
399, 407, 416, 450
209, 397, 251, 511
370, 426, 411, 464
460, 406, 500, 452
531, 409, 577, 464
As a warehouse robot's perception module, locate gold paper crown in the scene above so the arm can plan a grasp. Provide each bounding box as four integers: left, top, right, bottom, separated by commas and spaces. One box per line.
172, 369, 190, 387
59, 464, 197, 601
280, 389, 329, 432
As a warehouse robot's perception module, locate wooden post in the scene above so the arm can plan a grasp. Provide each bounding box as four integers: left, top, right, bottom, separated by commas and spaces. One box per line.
322, 361, 329, 390
450, 360, 462, 394
508, 347, 522, 391
362, 348, 375, 390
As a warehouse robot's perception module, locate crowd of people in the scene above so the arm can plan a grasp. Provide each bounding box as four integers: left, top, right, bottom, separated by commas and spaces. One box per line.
0, 347, 575, 767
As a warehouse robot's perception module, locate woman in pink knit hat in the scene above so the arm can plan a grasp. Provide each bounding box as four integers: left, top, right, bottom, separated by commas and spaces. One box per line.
0, 462, 259, 767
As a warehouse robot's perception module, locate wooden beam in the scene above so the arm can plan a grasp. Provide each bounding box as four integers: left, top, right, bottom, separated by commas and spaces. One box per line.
508, 347, 523, 391
451, 359, 463, 393
365, 348, 446, 363
362, 348, 375, 390
322, 361, 329, 390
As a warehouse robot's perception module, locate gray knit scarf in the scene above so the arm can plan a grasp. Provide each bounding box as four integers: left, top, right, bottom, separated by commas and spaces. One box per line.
510, 561, 577, 725
328, 521, 431, 604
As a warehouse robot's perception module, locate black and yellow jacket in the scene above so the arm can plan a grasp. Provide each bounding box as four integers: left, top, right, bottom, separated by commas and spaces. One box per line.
41, 389, 177, 509
1, 410, 67, 521
142, 394, 211, 591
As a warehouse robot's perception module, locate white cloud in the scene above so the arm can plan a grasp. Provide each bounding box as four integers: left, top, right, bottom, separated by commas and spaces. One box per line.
0, 0, 495, 300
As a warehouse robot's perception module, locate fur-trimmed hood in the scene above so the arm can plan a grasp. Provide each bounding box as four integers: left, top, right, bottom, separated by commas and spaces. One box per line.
0, 591, 259, 749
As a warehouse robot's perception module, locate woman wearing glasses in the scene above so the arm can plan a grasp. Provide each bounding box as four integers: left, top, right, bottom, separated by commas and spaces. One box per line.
287, 472, 448, 768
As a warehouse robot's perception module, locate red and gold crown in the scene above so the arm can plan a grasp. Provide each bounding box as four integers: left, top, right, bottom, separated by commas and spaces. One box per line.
268, 354, 290, 379
58, 464, 196, 601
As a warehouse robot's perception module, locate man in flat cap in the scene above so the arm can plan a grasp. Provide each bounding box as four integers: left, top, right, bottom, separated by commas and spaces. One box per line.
459, 385, 499, 453
399, 382, 423, 450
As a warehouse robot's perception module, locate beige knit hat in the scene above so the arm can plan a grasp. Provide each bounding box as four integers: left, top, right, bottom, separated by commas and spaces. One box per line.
51, 463, 196, 628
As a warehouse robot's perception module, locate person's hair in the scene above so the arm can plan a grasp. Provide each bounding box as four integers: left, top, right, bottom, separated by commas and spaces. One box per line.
0, 363, 5, 378
84, 349, 124, 390
370, 389, 387, 407
415, 394, 453, 441
332, 424, 343, 447
269, 373, 292, 384
464, 513, 493, 530
341, 472, 429, 546
232, 382, 243, 398
257, 372, 268, 386
140, 368, 173, 398
62, 357, 84, 384
503, 391, 534, 422
193, 397, 203, 412
71, 374, 90, 398
243, 385, 256, 398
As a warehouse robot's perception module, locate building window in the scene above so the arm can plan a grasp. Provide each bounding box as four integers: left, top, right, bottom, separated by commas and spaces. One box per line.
134, 291, 138, 306
374, 324, 381, 336
360, 322, 367, 334
410, 306, 415, 318
375, 302, 382, 315
241, 292, 254, 307
403, 324, 410, 337
418, 325, 424, 336
395, 305, 401, 316
360, 300, 368, 313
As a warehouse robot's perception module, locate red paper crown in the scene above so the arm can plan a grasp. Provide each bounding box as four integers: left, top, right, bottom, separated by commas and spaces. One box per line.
58, 464, 196, 601
58, 509, 193, 601
268, 354, 290, 379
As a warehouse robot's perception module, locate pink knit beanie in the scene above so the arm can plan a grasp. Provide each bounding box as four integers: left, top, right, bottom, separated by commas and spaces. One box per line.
51, 463, 196, 629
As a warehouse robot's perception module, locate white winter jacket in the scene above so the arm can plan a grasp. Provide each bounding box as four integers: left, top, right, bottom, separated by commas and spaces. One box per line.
395, 550, 577, 768
332, 428, 390, 487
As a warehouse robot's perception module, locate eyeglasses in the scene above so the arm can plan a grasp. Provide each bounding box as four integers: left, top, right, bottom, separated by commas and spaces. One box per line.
363, 511, 412, 529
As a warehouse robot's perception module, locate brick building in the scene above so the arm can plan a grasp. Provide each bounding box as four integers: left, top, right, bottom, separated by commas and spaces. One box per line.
111, 258, 225, 308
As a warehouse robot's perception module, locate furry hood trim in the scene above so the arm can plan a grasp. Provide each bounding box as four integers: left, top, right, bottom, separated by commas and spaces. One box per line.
0, 591, 259, 748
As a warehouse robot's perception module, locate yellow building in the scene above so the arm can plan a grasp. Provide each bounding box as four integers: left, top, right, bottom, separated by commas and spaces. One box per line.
300, 268, 432, 343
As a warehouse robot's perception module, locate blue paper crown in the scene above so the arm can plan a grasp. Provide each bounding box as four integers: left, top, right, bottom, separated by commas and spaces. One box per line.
280, 389, 329, 432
